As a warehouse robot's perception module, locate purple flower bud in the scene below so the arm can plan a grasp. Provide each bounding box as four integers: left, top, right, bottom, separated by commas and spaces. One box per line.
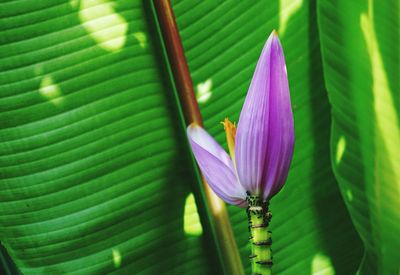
187, 31, 294, 205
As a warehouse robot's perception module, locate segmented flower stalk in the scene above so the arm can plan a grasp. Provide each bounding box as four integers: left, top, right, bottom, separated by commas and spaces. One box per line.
247, 194, 272, 275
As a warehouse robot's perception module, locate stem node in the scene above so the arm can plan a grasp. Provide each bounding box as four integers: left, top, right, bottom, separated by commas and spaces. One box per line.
246, 195, 273, 275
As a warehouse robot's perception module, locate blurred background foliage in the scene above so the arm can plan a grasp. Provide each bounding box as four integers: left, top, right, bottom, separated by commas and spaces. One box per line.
0, 0, 398, 274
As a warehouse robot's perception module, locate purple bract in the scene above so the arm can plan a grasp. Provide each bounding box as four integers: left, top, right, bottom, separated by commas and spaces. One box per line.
187, 31, 294, 207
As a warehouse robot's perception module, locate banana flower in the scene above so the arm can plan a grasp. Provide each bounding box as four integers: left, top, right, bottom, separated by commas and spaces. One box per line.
187, 31, 294, 275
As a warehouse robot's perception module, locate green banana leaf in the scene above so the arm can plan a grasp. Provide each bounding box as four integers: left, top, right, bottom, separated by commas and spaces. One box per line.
0, 1, 217, 274
1, 0, 392, 274
318, 0, 400, 274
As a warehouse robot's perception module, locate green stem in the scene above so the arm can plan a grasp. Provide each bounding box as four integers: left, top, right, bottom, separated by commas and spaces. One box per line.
247, 194, 272, 275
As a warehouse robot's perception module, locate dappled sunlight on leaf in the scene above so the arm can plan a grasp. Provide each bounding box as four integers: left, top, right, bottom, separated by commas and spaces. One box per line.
279, 0, 304, 36
196, 79, 213, 104
79, 0, 128, 52
39, 75, 64, 106
360, 1, 400, 269
112, 248, 122, 268
133, 32, 147, 49
70, 0, 79, 8
184, 193, 203, 237
360, 4, 400, 193
335, 136, 346, 165
312, 253, 335, 275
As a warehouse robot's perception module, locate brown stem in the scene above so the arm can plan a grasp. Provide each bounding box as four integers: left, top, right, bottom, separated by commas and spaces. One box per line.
152, 1, 245, 274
